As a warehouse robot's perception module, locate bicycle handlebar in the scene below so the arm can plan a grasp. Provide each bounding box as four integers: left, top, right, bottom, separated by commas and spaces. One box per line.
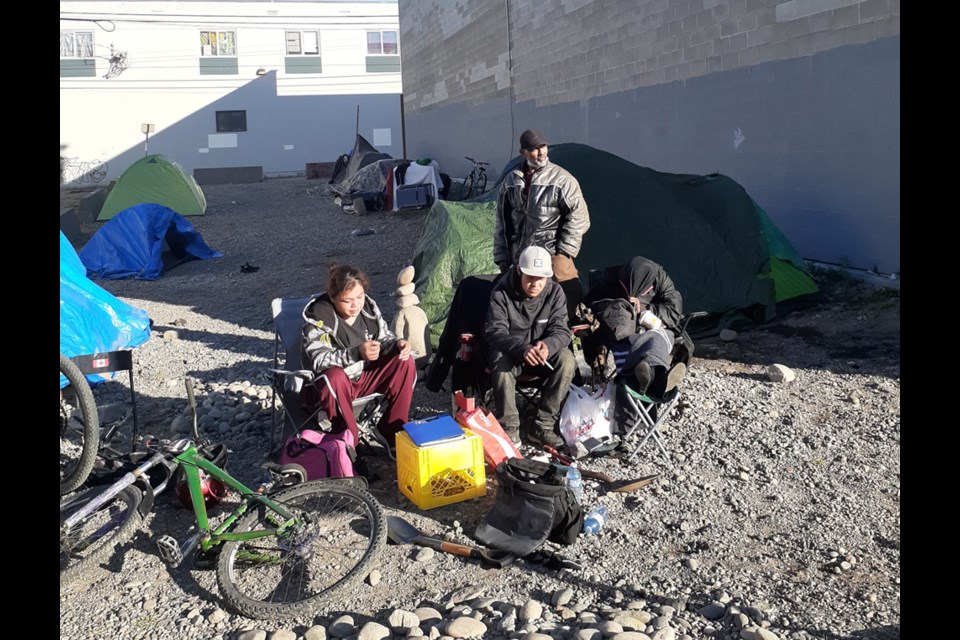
464, 156, 489, 166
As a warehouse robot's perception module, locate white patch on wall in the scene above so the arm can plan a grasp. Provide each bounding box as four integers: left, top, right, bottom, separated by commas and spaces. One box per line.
733, 127, 746, 150
199, 148, 209, 154
208, 133, 238, 149
373, 128, 392, 147
284, 144, 295, 150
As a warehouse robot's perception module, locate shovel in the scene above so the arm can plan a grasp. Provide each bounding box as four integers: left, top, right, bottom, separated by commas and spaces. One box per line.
542, 447, 658, 493
386, 515, 517, 569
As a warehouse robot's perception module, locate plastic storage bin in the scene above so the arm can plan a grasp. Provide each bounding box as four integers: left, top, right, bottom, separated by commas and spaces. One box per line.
396, 425, 486, 510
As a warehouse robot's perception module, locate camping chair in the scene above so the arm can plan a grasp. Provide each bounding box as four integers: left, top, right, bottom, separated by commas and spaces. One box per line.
268, 296, 388, 456
71, 350, 140, 451
616, 311, 708, 463
430, 275, 591, 440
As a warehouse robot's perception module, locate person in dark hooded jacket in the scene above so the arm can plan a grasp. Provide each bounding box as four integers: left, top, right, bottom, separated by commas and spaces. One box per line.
584, 256, 685, 396
485, 246, 575, 448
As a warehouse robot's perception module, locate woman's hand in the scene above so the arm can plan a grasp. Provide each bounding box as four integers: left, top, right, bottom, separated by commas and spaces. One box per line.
359, 340, 381, 361
397, 339, 412, 361
628, 296, 646, 315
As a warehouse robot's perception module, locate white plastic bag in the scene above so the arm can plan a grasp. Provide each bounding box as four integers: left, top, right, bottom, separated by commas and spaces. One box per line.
560, 384, 613, 451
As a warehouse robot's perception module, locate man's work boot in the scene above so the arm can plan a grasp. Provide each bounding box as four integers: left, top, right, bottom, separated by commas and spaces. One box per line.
502, 423, 521, 446
634, 361, 654, 395
665, 362, 687, 393
523, 425, 564, 449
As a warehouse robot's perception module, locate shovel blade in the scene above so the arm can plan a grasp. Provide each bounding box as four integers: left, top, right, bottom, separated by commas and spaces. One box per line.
386, 515, 421, 545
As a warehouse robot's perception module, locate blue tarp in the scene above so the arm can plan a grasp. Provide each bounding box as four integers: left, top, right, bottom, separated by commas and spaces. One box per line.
60, 231, 152, 387
79, 203, 222, 280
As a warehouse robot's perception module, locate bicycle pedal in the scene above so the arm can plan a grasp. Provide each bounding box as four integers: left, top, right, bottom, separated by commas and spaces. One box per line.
157, 535, 183, 567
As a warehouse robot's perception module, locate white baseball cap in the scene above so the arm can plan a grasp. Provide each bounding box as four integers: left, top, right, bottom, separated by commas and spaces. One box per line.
517, 246, 553, 278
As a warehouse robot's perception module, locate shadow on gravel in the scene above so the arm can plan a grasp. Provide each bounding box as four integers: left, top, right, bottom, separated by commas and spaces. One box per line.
152, 325, 274, 358
800, 624, 900, 639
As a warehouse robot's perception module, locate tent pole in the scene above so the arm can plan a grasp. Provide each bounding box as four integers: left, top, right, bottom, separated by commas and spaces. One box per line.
355, 105, 360, 137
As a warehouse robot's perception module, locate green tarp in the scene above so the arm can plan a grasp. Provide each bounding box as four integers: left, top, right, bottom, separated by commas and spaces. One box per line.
98, 154, 207, 220
412, 143, 817, 344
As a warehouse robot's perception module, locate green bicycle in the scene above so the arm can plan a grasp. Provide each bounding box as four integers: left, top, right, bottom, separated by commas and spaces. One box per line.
60, 380, 386, 621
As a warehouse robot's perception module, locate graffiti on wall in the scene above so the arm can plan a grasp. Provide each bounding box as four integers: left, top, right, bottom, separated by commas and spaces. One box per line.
61, 157, 108, 184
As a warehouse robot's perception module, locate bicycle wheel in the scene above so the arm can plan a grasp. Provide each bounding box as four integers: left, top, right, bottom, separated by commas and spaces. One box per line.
477, 171, 488, 196
60, 485, 144, 585
60, 353, 100, 495
216, 481, 386, 620
461, 173, 475, 201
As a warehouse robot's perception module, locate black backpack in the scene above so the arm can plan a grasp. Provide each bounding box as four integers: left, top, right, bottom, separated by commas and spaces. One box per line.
591, 297, 638, 342
474, 458, 583, 555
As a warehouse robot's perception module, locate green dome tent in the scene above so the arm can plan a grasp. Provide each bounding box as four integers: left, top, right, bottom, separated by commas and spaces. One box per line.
412, 143, 818, 344
98, 154, 207, 221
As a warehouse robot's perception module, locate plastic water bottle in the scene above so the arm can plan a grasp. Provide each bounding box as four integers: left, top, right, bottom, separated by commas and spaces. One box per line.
583, 504, 608, 535
565, 465, 583, 504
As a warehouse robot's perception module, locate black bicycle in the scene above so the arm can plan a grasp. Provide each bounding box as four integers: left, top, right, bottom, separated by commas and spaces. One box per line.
60, 353, 100, 495
461, 156, 489, 200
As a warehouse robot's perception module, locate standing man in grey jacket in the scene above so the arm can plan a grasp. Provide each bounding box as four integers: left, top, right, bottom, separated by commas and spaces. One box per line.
485, 246, 575, 448
494, 129, 590, 316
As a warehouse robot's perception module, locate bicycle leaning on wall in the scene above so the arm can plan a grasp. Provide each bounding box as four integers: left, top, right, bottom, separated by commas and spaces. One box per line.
460, 156, 489, 201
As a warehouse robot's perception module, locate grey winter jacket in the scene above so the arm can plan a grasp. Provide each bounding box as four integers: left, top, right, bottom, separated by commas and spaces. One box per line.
484, 269, 572, 363
494, 159, 590, 266
301, 293, 397, 381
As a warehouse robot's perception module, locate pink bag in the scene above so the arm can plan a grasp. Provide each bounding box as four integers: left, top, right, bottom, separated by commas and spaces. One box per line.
279, 429, 357, 479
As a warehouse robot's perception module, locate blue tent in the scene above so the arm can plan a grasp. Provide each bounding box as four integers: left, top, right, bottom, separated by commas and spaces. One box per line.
79, 203, 222, 280
60, 231, 152, 386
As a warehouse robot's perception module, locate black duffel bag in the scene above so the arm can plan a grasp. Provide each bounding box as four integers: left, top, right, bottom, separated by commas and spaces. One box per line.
474, 458, 583, 556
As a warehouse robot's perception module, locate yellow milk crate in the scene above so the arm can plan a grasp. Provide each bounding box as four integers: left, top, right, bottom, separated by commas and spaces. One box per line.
395, 428, 487, 510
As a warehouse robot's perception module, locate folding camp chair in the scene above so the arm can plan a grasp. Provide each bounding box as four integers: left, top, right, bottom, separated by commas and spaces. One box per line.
268, 296, 388, 456
616, 311, 708, 463
71, 350, 140, 450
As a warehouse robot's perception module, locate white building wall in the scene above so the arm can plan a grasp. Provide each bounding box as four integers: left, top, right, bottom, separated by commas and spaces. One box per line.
60, 1, 402, 185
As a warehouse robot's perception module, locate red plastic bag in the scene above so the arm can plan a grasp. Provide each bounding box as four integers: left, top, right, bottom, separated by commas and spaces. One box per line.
454, 391, 521, 468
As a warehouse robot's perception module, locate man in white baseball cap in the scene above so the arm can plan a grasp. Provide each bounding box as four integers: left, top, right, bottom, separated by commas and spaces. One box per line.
483, 246, 575, 447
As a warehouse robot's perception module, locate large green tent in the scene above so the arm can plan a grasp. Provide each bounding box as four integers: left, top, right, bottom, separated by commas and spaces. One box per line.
412, 143, 817, 344
98, 155, 207, 220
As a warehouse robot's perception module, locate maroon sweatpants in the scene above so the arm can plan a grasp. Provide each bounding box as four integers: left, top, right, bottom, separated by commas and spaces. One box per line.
305, 352, 416, 445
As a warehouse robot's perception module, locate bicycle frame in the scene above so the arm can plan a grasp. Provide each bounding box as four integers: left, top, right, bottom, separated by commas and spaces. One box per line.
62, 443, 301, 561
175, 444, 299, 552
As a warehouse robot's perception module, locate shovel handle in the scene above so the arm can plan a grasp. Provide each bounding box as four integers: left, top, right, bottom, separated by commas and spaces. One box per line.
438, 541, 476, 558
551, 461, 615, 485
413, 535, 474, 557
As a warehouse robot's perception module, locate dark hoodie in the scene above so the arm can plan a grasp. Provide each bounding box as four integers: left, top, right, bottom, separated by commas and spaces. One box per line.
484, 269, 572, 362
585, 256, 683, 331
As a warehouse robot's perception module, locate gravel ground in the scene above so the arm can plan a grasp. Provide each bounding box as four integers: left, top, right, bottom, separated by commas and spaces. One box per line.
60, 178, 900, 640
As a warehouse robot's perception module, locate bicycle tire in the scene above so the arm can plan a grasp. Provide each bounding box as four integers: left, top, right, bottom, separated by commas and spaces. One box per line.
461, 173, 475, 201
477, 171, 488, 196
216, 481, 386, 620
60, 485, 144, 585
60, 353, 100, 495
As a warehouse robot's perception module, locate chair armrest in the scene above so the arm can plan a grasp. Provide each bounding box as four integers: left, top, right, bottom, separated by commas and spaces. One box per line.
270, 369, 315, 394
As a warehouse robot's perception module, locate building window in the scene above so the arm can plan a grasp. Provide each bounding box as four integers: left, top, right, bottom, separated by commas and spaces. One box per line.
216, 110, 247, 133
286, 31, 320, 55
61, 31, 96, 77
200, 30, 238, 74
200, 30, 237, 57
61, 31, 94, 58
366, 30, 398, 55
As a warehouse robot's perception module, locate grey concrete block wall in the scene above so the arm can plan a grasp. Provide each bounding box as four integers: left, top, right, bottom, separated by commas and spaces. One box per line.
398, 0, 900, 273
